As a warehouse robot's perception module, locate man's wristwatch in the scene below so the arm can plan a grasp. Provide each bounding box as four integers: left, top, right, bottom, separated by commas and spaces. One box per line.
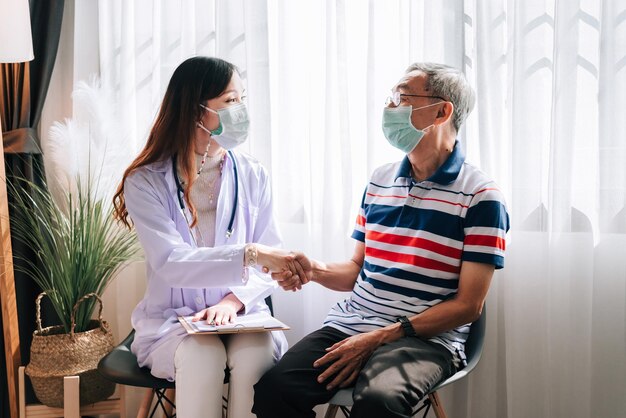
397, 316, 417, 337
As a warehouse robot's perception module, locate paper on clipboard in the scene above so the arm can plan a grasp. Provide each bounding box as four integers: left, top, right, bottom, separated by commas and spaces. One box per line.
178, 311, 290, 334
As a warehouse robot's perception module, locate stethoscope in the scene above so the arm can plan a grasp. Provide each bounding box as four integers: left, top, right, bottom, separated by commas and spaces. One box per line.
172, 150, 239, 239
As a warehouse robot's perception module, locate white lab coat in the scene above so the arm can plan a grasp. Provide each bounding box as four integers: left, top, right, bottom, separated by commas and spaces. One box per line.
124, 151, 288, 381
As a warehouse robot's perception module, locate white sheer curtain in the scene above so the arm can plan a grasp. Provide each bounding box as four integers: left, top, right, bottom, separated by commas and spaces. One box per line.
44, 0, 626, 416
440, 1, 626, 417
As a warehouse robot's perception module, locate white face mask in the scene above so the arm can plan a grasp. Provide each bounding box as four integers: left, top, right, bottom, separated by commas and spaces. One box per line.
381, 102, 439, 154
198, 102, 250, 150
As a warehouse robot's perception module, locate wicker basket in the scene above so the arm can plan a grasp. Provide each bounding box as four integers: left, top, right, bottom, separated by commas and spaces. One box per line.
25, 293, 116, 408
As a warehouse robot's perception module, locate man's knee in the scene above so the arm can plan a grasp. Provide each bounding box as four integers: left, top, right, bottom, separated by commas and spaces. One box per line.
351, 386, 413, 418
253, 366, 279, 402
253, 365, 292, 414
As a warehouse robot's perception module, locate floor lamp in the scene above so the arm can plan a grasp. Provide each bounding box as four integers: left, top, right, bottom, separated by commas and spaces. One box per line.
0, 1, 35, 418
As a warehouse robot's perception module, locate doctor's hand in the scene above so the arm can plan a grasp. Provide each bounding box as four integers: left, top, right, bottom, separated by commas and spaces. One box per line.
269, 252, 314, 291
255, 245, 311, 291
192, 293, 243, 325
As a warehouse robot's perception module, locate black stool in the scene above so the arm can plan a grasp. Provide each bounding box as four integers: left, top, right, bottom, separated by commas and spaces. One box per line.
98, 330, 177, 418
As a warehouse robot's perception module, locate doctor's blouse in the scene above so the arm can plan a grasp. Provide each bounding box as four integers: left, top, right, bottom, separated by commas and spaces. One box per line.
124, 151, 288, 381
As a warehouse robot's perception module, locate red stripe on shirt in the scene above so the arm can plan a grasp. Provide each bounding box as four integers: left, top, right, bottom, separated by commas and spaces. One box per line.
356, 215, 366, 227
366, 246, 460, 274
366, 192, 407, 199
474, 187, 499, 196
407, 194, 469, 208
464, 234, 506, 250
366, 230, 462, 259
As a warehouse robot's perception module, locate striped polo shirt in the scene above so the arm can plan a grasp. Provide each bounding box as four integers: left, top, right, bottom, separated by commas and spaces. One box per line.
323, 141, 509, 359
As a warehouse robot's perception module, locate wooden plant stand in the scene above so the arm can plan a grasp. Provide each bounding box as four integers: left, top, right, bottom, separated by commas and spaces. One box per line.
18, 366, 126, 418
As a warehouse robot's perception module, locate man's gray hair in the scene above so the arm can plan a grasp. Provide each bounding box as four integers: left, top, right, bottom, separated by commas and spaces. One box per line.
405, 63, 475, 133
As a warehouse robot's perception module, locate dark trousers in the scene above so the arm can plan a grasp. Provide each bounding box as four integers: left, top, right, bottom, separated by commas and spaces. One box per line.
253, 326, 457, 418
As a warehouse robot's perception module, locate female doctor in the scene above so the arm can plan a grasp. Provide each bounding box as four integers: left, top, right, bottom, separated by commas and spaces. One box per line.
113, 56, 306, 418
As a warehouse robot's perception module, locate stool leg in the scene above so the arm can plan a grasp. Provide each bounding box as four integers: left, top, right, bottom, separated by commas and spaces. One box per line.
119, 385, 127, 418
163, 389, 175, 416
324, 404, 340, 418
428, 392, 448, 418
136, 388, 154, 418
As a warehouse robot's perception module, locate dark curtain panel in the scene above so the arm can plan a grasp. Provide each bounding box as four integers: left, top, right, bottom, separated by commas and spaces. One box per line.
0, 0, 64, 412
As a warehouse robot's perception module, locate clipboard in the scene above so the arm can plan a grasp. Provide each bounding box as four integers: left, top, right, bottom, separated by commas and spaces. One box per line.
178, 311, 290, 335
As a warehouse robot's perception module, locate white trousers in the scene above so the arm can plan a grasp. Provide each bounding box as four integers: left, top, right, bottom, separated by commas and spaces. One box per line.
174, 332, 273, 418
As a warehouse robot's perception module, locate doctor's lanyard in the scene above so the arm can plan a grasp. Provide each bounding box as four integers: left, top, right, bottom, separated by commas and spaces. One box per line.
172, 150, 239, 243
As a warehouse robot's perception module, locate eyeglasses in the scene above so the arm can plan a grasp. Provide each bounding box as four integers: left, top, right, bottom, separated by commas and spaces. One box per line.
385, 91, 446, 106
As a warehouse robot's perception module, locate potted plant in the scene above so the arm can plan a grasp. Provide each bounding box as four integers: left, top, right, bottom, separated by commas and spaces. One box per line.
7, 78, 140, 407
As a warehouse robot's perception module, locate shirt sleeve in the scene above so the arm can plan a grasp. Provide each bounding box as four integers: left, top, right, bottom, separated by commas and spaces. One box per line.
351, 186, 368, 242
462, 184, 510, 269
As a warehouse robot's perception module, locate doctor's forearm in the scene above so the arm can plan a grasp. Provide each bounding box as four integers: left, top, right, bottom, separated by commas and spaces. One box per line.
216, 292, 244, 313
155, 245, 249, 288
254, 244, 299, 272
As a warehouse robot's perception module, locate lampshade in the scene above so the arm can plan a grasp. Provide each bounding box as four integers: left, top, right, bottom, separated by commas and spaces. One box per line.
0, 0, 34, 63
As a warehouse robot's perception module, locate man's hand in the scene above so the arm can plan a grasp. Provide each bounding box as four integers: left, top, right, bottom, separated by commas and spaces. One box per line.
313, 331, 385, 390
275, 264, 303, 292
291, 252, 314, 283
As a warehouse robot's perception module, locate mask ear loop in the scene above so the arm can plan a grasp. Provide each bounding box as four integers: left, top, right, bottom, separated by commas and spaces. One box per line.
412, 101, 447, 132
197, 120, 213, 135
199, 103, 218, 114
410, 101, 446, 113
198, 104, 223, 135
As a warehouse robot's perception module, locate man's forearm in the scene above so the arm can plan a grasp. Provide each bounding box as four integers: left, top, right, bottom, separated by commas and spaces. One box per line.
377, 261, 494, 342
367, 297, 483, 349
310, 258, 361, 291
400, 299, 481, 339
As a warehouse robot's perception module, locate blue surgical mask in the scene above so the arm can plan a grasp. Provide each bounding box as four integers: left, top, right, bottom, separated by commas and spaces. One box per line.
381, 103, 439, 153
198, 102, 250, 150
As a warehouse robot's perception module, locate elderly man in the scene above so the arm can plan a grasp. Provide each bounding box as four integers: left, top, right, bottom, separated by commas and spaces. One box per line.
253, 63, 510, 418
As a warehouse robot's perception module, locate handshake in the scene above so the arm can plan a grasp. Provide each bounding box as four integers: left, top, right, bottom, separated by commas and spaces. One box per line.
254, 244, 314, 292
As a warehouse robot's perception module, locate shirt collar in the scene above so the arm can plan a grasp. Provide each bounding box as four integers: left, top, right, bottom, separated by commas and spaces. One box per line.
394, 140, 465, 185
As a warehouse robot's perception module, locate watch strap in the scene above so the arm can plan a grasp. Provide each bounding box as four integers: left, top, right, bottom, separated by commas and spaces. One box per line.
397, 316, 416, 337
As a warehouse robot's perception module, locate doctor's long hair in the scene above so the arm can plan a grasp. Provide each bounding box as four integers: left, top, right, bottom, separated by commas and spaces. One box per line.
113, 56, 238, 228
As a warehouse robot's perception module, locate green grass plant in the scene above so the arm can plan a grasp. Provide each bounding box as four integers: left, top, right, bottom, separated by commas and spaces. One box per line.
9, 178, 140, 333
